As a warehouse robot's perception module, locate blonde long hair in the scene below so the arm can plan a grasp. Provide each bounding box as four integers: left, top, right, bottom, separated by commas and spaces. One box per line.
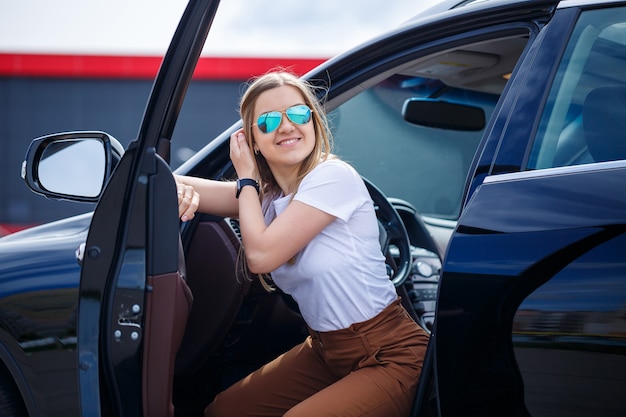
238, 71, 334, 291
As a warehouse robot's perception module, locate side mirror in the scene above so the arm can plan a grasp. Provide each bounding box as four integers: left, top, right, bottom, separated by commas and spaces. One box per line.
403, 98, 486, 131
22, 131, 124, 202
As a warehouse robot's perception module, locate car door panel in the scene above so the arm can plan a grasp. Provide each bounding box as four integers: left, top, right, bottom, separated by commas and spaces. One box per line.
438, 164, 626, 416
76, 1, 220, 414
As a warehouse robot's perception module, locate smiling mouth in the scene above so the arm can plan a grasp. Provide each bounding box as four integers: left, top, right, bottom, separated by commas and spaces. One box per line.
277, 138, 300, 146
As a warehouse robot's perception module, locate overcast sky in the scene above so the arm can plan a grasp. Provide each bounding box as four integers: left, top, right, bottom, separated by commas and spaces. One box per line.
0, 0, 444, 57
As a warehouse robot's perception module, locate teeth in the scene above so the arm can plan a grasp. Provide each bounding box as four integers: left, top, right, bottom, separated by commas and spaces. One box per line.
279, 138, 299, 145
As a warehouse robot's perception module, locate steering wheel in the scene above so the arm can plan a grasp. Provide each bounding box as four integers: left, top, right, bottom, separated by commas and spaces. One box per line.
363, 178, 412, 286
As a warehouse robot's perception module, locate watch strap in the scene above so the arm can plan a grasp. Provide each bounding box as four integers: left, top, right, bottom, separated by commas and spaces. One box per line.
236, 178, 260, 198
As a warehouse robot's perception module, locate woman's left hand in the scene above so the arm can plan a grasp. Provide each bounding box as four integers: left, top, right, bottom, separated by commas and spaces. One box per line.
175, 176, 200, 222
230, 129, 257, 179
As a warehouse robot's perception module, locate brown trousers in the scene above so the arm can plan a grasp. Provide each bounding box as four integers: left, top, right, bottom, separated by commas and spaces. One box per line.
204, 298, 430, 417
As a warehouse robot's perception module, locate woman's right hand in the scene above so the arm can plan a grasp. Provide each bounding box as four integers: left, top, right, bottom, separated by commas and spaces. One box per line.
175, 176, 200, 222
229, 129, 257, 180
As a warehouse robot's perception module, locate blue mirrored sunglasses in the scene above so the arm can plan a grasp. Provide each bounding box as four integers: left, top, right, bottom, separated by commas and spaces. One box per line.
255, 104, 312, 134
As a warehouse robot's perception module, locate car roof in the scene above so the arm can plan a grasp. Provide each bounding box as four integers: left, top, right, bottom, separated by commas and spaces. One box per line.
422, 0, 626, 15
418, 0, 489, 16
404, 0, 555, 26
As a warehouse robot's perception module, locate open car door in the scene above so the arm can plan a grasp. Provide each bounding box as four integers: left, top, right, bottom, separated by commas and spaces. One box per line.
76, 1, 221, 416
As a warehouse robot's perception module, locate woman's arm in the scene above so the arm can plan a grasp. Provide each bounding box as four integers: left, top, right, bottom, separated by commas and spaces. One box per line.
176, 169, 334, 274
175, 174, 239, 220
238, 191, 335, 274
230, 131, 336, 274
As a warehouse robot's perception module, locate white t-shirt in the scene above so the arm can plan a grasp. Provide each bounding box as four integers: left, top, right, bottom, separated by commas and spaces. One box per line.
265, 159, 397, 332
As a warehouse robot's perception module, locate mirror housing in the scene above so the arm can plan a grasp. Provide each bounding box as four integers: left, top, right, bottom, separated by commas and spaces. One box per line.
403, 98, 486, 131
22, 131, 124, 202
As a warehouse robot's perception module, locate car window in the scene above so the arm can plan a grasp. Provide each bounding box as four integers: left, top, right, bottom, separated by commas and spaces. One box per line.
528, 7, 626, 169
329, 74, 498, 221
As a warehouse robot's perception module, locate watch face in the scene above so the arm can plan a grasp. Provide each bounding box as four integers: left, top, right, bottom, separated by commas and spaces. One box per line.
236, 179, 242, 198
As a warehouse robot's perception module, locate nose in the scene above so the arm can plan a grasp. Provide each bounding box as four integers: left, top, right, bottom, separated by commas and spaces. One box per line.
278, 111, 295, 132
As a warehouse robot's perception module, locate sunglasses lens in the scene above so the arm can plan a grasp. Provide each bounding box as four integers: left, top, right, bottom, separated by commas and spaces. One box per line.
286, 105, 311, 125
258, 111, 282, 133
256, 105, 312, 133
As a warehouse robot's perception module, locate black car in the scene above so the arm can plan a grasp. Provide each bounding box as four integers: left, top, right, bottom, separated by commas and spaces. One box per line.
1, 0, 626, 416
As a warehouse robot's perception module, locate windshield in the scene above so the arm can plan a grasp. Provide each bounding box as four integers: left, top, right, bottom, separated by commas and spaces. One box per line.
329, 74, 498, 220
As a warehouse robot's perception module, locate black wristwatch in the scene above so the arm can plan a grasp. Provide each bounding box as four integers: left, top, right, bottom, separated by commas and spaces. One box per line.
236, 178, 260, 198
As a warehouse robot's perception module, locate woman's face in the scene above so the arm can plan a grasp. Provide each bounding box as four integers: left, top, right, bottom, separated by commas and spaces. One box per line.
252, 85, 316, 175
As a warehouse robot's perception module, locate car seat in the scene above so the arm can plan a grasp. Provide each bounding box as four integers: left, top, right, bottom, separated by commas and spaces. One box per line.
583, 86, 626, 162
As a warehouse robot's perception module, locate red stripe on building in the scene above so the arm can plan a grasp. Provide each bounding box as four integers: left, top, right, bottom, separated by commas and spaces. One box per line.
0, 53, 327, 80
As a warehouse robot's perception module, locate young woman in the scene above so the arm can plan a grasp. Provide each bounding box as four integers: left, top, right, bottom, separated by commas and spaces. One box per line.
175, 71, 429, 417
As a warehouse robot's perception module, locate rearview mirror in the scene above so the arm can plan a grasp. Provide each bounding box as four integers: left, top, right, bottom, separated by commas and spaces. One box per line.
403, 99, 486, 131
22, 131, 124, 202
